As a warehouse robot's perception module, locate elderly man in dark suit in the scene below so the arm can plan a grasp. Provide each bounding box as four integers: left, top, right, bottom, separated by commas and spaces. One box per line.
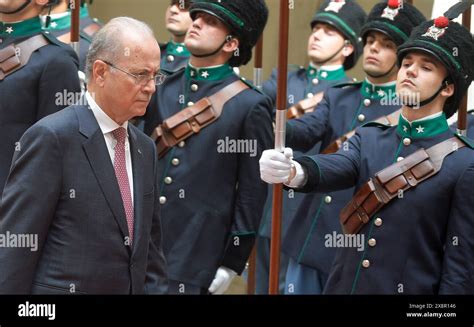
0, 17, 167, 294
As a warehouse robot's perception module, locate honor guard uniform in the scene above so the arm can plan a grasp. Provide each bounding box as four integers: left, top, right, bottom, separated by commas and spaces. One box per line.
160, 0, 193, 74
43, 0, 102, 72
260, 2, 474, 294
0, 0, 81, 194
256, 0, 367, 294
281, 0, 425, 294
143, 0, 272, 294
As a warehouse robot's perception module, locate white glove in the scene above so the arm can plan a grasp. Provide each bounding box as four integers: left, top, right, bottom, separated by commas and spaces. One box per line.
259, 148, 306, 188
208, 266, 237, 295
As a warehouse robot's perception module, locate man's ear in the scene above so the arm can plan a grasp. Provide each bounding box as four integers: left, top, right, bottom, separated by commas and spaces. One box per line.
93, 60, 109, 87
441, 82, 455, 98
342, 42, 354, 58
223, 36, 239, 54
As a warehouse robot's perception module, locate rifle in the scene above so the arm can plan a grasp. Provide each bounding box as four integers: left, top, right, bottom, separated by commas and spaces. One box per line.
246, 35, 264, 295
70, 0, 80, 58
458, 1, 471, 136
269, 0, 290, 295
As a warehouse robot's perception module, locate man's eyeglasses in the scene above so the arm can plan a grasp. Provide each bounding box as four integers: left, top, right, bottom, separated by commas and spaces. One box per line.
101, 60, 166, 86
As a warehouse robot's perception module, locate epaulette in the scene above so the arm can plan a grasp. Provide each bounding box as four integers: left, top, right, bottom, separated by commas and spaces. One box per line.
161, 65, 185, 77
288, 64, 303, 72
79, 30, 93, 43
333, 80, 363, 89
455, 132, 474, 149
360, 121, 392, 129
239, 77, 263, 94
42, 31, 66, 47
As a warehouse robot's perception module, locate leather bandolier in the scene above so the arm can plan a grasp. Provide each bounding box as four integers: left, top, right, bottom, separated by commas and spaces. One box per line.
340, 137, 465, 234
151, 80, 249, 158
0, 34, 49, 80
286, 91, 323, 120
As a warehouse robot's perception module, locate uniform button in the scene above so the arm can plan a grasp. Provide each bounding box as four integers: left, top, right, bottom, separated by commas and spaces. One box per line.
191, 84, 199, 92
324, 195, 332, 204
403, 137, 411, 146
321, 71, 328, 78
187, 101, 194, 106
362, 259, 370, 268
172, 158, 180, 166
358, 114, 365, 122
368, 238, 377, 247
374, 217, 383, 227
167, 55, 174, 62
159, 196, 167, 205
363, 99, 371, 107
307, 93, 314, 98
309, 69, 315, 75
164, 177, 173, 185
397, 156, 404, 162
312, 78, 319, 85
178, 141, 185, 148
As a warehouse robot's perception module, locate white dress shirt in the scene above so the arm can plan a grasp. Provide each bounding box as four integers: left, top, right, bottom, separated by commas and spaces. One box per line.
86, 91, 134, 203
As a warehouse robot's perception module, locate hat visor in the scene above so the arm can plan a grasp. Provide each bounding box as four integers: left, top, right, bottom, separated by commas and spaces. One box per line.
397, 46, 446, 70
311, 17, 354, 44
189, 6, 233, 31
361, 27, 392, 43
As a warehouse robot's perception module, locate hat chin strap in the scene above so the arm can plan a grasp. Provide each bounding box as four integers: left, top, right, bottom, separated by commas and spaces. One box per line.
406, 78, 450, 109
0, 0, 31, 14
312, 41, 348, 66
191, 35, 232, 58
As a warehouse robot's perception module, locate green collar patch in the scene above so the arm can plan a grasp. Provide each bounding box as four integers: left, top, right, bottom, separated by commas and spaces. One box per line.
80, 5, 89, 18
397, 112, 449, 139
45, 5, 90, 31
45, 13, 71, 31
166, 40, 191, 57
306, 65, 346, 81
185, 63, 235, 81
0, 17, 43, 38
360, 79, 397, 101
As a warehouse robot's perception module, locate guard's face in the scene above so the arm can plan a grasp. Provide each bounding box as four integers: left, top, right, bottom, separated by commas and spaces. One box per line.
102, 36, 161, 123
185, 12, 231, 55
165, 3, 192, 37
363, 31, 397, 77
396, 51, 452, 108
307, 23, 346, 62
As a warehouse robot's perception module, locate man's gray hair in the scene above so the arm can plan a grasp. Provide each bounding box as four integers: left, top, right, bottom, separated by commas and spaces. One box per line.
85, 17, 155, 81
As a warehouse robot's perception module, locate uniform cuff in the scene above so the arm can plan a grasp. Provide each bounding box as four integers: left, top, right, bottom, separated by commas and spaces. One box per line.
220, 233, 256, 274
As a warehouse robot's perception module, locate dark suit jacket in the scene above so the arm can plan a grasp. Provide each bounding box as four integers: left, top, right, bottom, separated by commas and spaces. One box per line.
0, 103, 167, 294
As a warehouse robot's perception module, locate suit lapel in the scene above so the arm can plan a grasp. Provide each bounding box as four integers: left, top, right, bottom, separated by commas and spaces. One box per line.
76, 105, 131, 245
129, 126, 144, 256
